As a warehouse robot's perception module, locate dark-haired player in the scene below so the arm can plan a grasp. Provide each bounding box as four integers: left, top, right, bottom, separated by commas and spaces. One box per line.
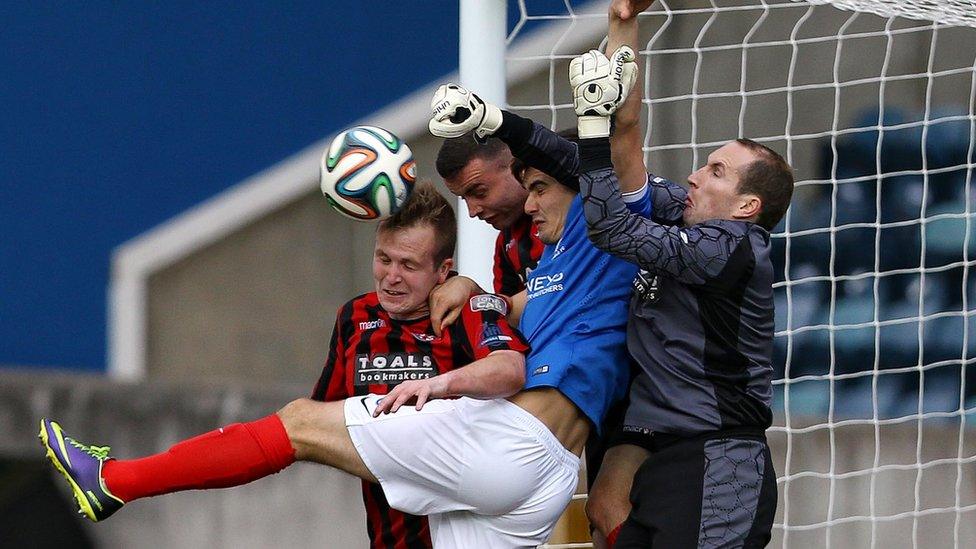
41, 183, 538, 548
435, 136, 543, 297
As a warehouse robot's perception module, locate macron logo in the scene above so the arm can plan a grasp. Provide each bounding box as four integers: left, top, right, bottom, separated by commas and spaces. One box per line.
358, 319, 386, 330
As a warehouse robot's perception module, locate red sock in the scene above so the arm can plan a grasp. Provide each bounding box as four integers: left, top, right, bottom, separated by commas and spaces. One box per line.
102, 414, 295, 502
606, 523, 623, 548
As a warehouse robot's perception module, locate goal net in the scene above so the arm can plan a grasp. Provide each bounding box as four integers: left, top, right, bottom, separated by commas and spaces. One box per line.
503, 0, 976, 547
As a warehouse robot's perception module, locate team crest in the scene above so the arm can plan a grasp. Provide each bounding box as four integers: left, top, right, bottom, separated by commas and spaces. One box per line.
633, 269, 661, 303
469, 294, 508, 315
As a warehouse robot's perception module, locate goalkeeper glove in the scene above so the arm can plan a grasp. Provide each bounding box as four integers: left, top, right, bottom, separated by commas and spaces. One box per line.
429, 84, 504, 141
569, 45, 638, 138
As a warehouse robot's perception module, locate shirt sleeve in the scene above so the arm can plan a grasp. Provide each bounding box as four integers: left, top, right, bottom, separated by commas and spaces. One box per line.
310, 305, 349, 401
455, 293, 530, 360
622, 180, 652, 216
578, 139, 750, 288
494, 110, 581, 191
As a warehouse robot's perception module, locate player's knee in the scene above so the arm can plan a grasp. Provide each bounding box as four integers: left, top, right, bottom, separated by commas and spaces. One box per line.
277, 398, 348, 462
276, 398, 317, 442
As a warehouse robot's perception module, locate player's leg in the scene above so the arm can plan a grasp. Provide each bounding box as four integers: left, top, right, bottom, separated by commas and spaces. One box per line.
690, 435, 776, 548
613, 437, 704, 548
585, 443, 650, 547
39, 397, 374, 522
614, 433, 776, 549
39, 412, 296, 521
341, 394, 487, 517
428, 512, 523, 549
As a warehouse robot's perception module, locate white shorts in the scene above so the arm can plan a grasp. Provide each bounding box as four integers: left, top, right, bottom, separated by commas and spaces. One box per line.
344, 395, 581, 549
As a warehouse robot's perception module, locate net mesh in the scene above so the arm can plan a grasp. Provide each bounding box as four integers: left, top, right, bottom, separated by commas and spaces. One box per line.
505, 1, 976, 547
803, 0, 976, 28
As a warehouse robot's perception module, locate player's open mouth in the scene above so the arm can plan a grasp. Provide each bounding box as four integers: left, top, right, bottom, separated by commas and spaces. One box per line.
384, 289, 406, 296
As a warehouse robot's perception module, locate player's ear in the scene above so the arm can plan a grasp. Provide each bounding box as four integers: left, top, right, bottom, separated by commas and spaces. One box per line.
735, 193, 762, 222
436, 258, 454, 283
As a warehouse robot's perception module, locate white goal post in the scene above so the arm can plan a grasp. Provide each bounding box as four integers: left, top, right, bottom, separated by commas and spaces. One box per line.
460, 0, 976, 547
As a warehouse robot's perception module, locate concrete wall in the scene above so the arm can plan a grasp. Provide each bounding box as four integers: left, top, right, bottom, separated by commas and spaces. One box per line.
0, 370, 367, 549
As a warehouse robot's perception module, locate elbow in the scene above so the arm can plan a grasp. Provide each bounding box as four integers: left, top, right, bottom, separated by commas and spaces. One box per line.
585, 225, 614, 253
585, 203, 638, 250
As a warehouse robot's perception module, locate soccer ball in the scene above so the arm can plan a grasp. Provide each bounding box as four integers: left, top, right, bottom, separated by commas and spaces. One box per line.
320, 126, 416, 221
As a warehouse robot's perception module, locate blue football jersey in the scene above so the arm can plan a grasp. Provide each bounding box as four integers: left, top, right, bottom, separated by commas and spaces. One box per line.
519, 189, 651, 431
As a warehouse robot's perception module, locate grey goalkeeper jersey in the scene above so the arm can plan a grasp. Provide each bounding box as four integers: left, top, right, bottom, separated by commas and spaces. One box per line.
578, 139, 775, 436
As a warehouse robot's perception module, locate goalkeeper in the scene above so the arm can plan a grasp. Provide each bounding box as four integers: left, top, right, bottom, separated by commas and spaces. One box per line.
576, 2, 794, 546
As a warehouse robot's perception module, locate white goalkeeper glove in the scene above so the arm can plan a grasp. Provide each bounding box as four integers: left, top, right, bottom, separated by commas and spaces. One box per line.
569, 46, 638, 138
429, 84, 504, 141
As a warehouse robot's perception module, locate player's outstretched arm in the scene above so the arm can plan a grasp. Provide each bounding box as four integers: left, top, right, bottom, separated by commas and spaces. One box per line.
608, 0, 653, 194
571, 48, 741, 284
372, 349, 526, 416
606, 1, 690, 226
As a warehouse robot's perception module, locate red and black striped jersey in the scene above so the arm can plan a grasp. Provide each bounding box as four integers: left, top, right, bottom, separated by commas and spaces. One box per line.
493, 213, 544, 295
310, 291, 529, 549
